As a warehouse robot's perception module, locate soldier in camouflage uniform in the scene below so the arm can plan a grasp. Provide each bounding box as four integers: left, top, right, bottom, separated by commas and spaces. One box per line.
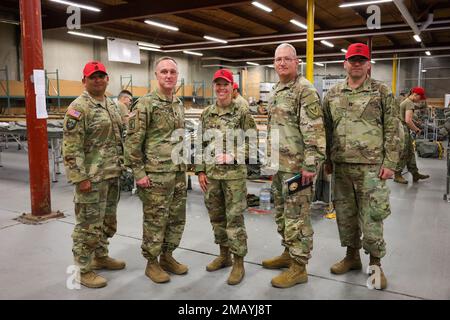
232, 82, 250, 111
124, 57, 187, 284
116, 89, 133, 125
322, 43, 401, 290
261, 43, 326, 288
196, 69, 256, 285
63, 61, 125, 289
394, 87, 430, 184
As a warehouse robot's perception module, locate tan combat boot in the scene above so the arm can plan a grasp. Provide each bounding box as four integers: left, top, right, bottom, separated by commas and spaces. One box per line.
227, 255, 245, 285
91, 256, 126, 270
330, 246, 362, 274
159, 252, 188, 275
271, 259, 308, 288
262, 248, 291, 269
368, 255, 387, 290
145, 260, 170, 283
413, 173, 430, 182
78, 271, 107, 288
206, 245, 232, 272
394, 173, 408, 184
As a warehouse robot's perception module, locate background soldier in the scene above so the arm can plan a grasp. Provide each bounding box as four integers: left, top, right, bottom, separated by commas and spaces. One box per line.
116, 89, 133, 125
63, 61, 125, 289
394, 87, 430, 184
124, 57, 187, 284
323, 43, 401, 290
232, 82, 249, 111
261, 43, 326, 288
196, 69, 256, 285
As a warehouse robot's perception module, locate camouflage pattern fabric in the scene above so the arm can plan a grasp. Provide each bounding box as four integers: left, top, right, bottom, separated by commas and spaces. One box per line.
195, 101, 256, 179
267, 75, 326, 174
124, 89, 187, 262
396, 97, 419, 174
63, 91, 124, 184
138, 171, 186, 261
322, 77, 401, 170
116, 100, 130, 125
205, 178, 248, 257
272, 171, 313, 265
333, 163, 390, 258
72, 178, 120, 273
124, 90, 186, 180
233, 94, 250, 111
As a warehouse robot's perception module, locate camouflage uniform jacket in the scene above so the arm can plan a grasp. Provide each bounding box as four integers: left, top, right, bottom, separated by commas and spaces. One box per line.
233, 94, 249, 111
195, 101, 256, 180
124, 90, 185, 180
267, 75, 326, 174
322, 77, 400, 170
63, 91, 124, 184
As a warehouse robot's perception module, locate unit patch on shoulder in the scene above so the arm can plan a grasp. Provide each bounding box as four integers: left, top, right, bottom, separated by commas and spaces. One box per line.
66, 118, 78, 130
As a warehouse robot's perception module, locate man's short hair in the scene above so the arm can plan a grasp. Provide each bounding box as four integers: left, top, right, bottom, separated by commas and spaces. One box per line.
275, 43, 297, 57
118, 89, 132, 99
155, 56, 178, 70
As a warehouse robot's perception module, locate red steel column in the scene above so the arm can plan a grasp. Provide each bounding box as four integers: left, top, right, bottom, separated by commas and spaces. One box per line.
19, 0, 51, 216
367, 36, 373, 76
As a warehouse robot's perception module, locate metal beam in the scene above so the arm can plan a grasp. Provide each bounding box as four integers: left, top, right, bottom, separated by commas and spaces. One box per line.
43, 0, 252, 29
175, 13, 253, 37
221, 7, 292, 33
19, 0, 51, 216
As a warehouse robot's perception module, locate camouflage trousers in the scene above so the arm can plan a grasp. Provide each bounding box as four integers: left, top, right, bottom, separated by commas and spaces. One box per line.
272, 171, 314, 265
396, 128, 418, 175
137, 171, 186, 262
204, 178, 248, 257
333, 163, 391, 258
72, 177, 120, 273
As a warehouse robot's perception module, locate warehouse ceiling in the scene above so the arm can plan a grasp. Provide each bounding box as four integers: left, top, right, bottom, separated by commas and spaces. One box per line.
1, 0, 450, 66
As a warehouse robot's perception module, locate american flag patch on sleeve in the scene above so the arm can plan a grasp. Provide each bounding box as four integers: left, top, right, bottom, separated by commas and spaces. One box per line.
67, 108, 82, 120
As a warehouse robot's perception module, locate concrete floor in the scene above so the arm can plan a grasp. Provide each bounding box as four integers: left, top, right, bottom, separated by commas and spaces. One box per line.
0, 143, 449, 300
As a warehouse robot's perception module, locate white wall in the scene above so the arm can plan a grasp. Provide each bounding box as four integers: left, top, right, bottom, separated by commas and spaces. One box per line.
0, 24, 20, 81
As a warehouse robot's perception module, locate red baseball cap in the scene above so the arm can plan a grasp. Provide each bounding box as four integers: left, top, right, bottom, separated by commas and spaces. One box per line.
83, 61, 108, 77
213, 69, 234, 83
345, 43, 370, 60
411, 86, 426, 99
233, 82, 239, 90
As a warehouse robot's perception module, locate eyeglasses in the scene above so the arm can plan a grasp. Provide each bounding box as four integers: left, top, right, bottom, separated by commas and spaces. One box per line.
274, 56, 297, 64
346, 57, 369, 64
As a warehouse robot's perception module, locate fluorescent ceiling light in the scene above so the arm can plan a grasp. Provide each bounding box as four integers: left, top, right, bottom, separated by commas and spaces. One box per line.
413, 34, 422, 42
138, 42, 160, 49
247, 62, 260, 66
425, 51, 431, 56
266, 65, 275, 68
421, 69, 427, 72
204, 35, 228, 44
252, 1, 272, 12
314, 62, 324, 67
371, 60, 376, 64
145, 20, 179, 31
0, 19, 19, 25
68, 31, 104, 40
183, 50, 203, 56
341, 49, 348, 53
321, 40, 334, 48
290, 19, 307, 30
139, 46, 163, 52
50, 0, 101, 12
339, 0, 392, 8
